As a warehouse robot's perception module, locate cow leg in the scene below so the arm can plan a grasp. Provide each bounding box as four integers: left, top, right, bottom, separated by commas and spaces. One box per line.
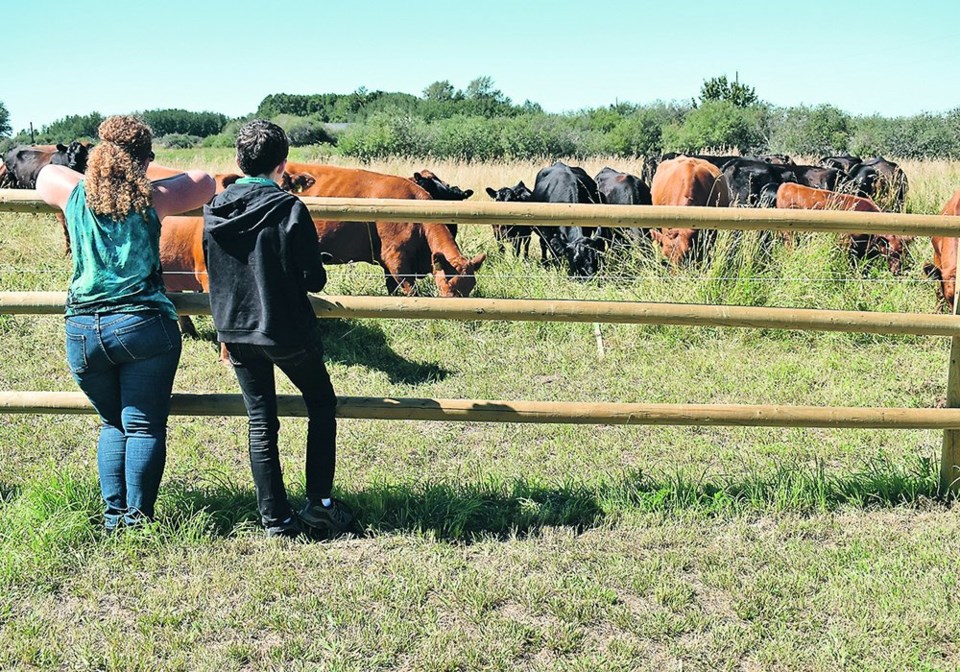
178, 315, 199, 339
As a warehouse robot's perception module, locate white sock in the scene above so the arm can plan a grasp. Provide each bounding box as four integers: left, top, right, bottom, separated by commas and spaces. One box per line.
321, 498, 332, 508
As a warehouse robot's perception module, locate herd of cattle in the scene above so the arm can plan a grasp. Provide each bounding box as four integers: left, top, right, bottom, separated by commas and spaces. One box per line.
1, 141, 959, 318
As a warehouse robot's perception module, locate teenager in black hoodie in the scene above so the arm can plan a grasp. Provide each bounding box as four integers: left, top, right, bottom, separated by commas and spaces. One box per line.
203, 120, 353, 538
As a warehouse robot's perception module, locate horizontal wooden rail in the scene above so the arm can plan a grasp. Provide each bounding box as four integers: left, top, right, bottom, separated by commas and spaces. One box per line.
0, 391, 957, 428
2, 189, 959, 236
3, 292, 960, 336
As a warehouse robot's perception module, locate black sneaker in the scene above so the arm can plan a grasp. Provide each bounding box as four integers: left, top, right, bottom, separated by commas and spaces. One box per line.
265, 517, 302, 539
298, 499, 354, 534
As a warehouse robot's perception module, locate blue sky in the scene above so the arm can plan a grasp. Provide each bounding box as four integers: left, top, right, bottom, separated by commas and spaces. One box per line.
5, 0, 957, 133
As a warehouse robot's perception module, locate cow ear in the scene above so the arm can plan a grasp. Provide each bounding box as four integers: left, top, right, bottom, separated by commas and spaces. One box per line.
414, 172, 423, 181
462, 189, 474, 199
485, 187, 497, 199
56, 143, 67, 152
432, 252, 447, 273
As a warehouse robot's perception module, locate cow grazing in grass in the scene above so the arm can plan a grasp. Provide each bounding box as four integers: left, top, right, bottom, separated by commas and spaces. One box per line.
248, 162, 485, 297
485, 181, 534, 257
530, 162, 605, 279
924, 190, 960, 310
649, 157, 730, 264
775, 183, 911, 274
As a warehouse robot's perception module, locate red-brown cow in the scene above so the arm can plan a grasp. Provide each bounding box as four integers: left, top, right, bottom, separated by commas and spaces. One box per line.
925, 190, 960, 310
649, 157, 729, 264
282, 162, 485, 297
775, 183, 911, 274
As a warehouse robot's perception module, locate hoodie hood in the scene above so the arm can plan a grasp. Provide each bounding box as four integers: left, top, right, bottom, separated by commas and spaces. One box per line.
204, 181, 295, 239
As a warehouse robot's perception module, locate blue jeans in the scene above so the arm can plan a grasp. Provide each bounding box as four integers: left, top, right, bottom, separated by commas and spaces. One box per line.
225, 328, 338, 529
64, 312, 182, 529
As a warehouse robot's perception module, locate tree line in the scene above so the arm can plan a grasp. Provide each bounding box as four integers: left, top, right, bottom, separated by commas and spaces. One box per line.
2, 76, 959, 161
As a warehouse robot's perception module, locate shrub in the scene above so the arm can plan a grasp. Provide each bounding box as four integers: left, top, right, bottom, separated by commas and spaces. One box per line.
338, 112, 429, 161
662, 100, 767, 154
269, 115, 335, 147
768, 105, 851, 156
156, 133, 201, 149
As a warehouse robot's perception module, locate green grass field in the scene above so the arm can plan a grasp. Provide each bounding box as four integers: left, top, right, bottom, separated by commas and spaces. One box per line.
2, 153, 960, 670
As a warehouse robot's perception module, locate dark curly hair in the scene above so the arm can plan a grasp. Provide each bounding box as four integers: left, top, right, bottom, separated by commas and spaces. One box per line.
85, 115, 154, 219
236, 119, 289, 177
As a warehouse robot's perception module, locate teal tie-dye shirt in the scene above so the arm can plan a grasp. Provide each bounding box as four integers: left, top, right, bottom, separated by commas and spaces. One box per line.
64, 181, 177, 320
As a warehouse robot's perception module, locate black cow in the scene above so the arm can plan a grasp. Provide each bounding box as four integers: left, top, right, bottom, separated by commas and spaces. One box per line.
845, 157, 908, 212
4, 142, 90, 188
531, 162, 604, 279
820, 155, 862, 176
411, 170, 473, 239
721, 159, 798, 207
594, 167, 653, 246
791, 165, 840, 191
484, 181, 534, 256
412, 170, 473, 202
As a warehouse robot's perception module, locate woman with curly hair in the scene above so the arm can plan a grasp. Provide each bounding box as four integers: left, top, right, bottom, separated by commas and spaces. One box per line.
37, 115, 215, 532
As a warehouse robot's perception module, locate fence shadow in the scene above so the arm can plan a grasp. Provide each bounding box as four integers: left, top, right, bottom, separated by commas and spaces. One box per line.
187, 317, 450, 385
322, 319, 450, 385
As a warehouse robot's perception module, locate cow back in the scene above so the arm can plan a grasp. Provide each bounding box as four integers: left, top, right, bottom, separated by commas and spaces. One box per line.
651, 157, 729, 207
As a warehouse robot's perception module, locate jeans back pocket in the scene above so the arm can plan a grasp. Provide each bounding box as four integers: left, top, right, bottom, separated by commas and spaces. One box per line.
112, 315, 176, 361
64, 332, 88, 374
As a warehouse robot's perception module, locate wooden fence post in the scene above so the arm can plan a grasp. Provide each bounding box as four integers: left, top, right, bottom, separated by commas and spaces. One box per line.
941, 286, 960, 495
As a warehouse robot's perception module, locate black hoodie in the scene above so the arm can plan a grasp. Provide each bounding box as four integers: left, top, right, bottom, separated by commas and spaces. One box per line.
202, 180, 326, 347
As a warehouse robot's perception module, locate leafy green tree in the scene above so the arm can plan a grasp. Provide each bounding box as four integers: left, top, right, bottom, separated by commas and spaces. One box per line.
141, 109, 226, 137
663, 100, 766, 153
768, 105, 850, 156
700, 75, 758, 108
35, 112, 104, 143
0, 101, 10, 137
423, 80, 456, 101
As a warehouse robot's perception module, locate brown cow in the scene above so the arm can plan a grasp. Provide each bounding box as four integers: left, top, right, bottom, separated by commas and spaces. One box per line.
649, 157, 730, 264
281, 162, 485, 297
775, 183, 911, 274
924, 190, 960, 310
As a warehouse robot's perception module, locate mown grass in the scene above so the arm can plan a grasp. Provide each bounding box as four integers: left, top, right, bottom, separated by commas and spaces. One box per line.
1, 155, 960, 670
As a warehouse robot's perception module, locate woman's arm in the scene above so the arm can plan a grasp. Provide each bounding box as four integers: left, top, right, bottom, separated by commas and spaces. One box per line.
152, 170, 216, 220
35, 165, 83, 212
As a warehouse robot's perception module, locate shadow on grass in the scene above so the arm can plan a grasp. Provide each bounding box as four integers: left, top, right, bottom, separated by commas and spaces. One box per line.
187, 317, 449, 385
152, 456, 944, 542
322, 319, 450, 385
3, 457, 945, 546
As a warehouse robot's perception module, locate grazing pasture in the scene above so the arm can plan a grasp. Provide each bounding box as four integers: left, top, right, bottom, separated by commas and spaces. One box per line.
2, 150, 960, 670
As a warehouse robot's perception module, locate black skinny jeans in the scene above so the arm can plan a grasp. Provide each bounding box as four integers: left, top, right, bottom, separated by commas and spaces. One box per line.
225, 329, 337, 528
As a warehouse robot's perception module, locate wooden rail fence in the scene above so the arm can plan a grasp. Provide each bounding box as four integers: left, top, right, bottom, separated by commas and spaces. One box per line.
3, 191, 960, 492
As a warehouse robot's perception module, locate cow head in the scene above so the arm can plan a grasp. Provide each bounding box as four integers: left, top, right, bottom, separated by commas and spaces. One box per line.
566, 236, 604, 280
846, 165, 880, 199
431, 252, 487, 297
51, 141, 90, 173
280, 172, 316, 193
651, 228, 697, 265
414, 171, 473, 201
848, 233, 911, 275
485, 181, 531, 203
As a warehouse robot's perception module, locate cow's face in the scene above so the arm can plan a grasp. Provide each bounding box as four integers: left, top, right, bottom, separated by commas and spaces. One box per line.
652, 228, 696, 265
432, 252, 486, 297
67, 142, 89, 173
485, 181, 531, 203
848, 166, 880, 197
280, 172, 316, 193
566, 237, 604, 280
414, 171, 473, 201
870, 235, 911, 275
